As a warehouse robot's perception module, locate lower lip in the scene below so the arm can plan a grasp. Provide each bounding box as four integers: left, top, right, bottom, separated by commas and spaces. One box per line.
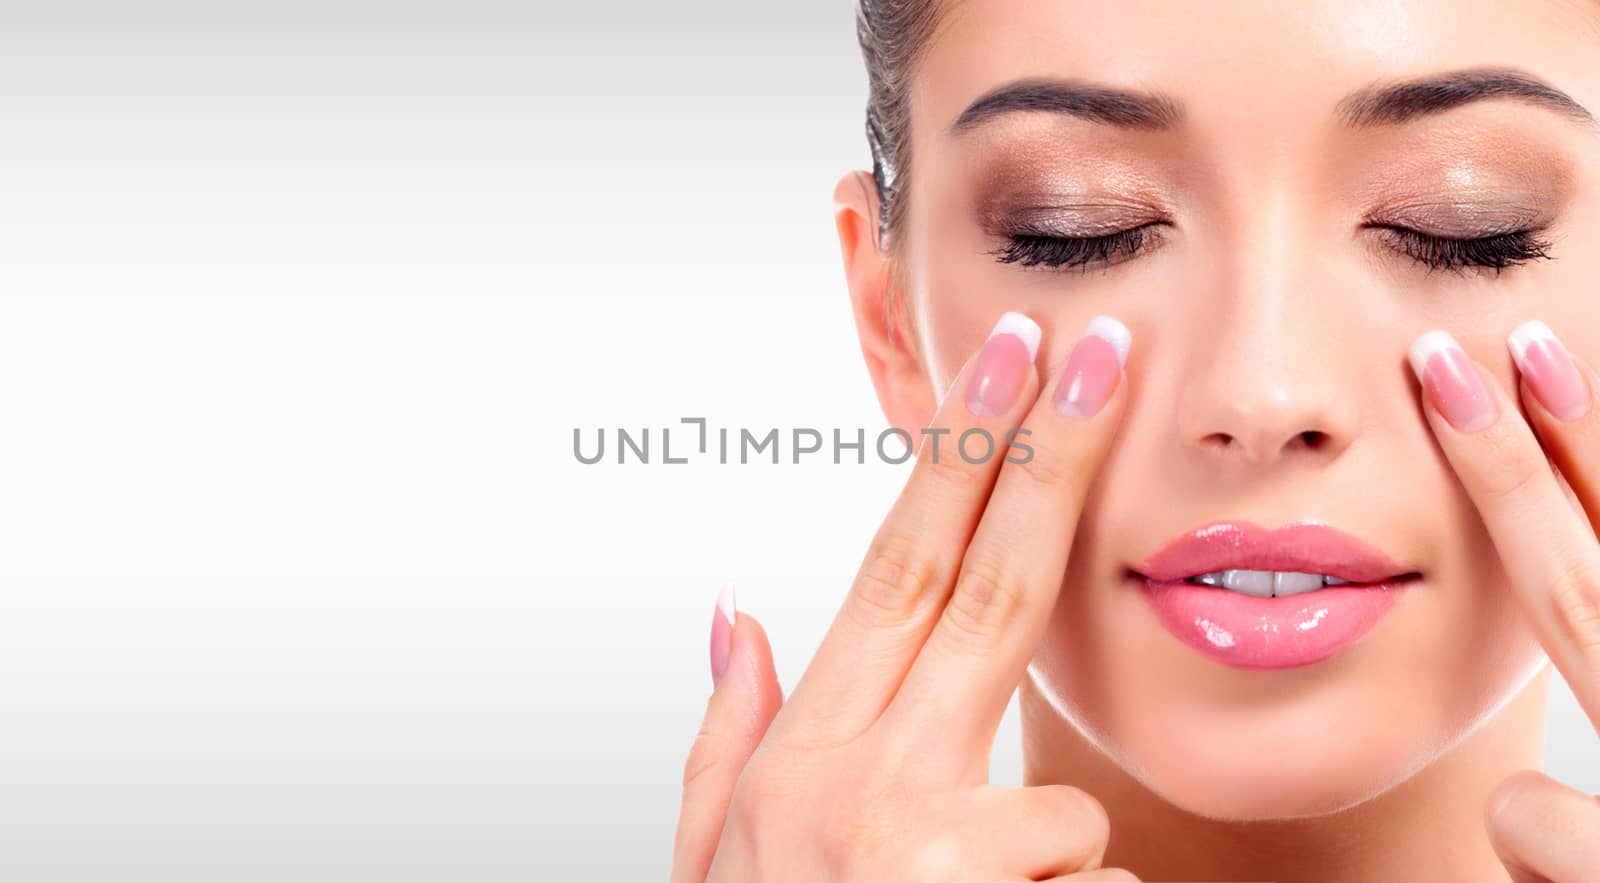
1136, 575, 1411, 669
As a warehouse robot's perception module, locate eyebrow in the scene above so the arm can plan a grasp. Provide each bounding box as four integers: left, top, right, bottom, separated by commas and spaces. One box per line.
949, 78, 1182, 132
949, 67, 1596, 135
1337, 67, 1596, 130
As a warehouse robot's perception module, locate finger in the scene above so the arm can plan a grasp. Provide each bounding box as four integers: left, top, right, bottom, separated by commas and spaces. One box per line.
778, 311, 1044, 744
964, 783, 1113, 879
1409, 329, 1600, 730
887, 316, 1130, 761
1485, 769, 1600, 883
1042, 871, 1141, 882
1508, 320, 1600, 527
670, 595, 783, 883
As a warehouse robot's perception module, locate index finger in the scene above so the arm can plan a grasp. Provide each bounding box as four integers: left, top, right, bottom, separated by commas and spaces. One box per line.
883, 316, 1132, 763
1408, 324, 1600, 731
775, 311, 1045, 746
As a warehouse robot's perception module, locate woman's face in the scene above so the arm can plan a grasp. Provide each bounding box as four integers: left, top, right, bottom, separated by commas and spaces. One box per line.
866, 0, 1600, 819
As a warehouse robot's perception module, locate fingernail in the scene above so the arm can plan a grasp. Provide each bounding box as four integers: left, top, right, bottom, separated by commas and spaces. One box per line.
1508, 319, 1591, 422
710, 584, 736, 687
966, 311, 1041, 417
1408, 330, 1499, 432
1055, 315, 1131, 418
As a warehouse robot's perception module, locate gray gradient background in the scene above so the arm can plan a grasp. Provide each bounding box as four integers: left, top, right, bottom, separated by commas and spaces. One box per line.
0, 2, 1593, 880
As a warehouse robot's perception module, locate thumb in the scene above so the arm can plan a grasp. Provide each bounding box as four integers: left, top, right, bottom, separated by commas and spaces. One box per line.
669, 588, 782, 883
1485, 769, 1600, 883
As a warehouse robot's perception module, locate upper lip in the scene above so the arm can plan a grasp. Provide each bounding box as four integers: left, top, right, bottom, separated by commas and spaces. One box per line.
1133, 520, 1418, 585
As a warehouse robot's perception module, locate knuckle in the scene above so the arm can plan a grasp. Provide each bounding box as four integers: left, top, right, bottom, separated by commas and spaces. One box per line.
725, 761, 793, 845
1010, 438, 1078, 489
851, 532, 940, 626
943, 557, 1026, 645
1471, 433, 1548, 502
1042, 784, 1111, 844
1549, 558, 1600, 651
920, 443, 983, 492
815, 782, 890, 871
680, 726, 724, 791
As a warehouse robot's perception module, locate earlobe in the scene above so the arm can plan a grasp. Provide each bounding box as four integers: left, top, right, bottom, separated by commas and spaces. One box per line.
832, 170, 936, 434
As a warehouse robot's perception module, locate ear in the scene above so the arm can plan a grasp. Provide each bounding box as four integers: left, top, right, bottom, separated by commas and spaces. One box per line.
833, 170, 937, 433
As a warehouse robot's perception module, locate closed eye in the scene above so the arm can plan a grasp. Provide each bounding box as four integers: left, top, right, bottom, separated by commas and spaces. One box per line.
990, 222, 1167, 271
1366, 225, 1554, 275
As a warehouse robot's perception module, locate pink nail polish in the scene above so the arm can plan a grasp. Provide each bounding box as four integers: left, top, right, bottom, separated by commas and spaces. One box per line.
1408, 331, 1499, 433
1055, 315, 1132, 418
710, 585, 736, 687
966, 311, 1041, 417
1508, 320, 1591, 421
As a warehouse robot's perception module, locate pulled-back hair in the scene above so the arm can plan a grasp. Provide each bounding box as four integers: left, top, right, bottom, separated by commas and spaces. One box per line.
856, 0, 943, 248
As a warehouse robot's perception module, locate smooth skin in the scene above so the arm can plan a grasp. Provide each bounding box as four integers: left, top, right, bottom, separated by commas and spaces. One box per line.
670, 314, 1135, 881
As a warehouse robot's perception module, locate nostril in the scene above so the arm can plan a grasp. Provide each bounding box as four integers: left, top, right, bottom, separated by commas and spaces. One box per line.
1298, 430, 1328, 449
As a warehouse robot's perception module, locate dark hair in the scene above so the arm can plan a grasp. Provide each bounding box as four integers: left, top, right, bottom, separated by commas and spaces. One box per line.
856, 0, 943, 248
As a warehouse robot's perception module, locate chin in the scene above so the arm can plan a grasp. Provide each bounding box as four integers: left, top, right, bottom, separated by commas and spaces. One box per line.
1038, 659, 1446, 821
1109, 700, 1439, 820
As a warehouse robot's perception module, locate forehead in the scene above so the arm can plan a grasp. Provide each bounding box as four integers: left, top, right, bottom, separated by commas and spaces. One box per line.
913, 0, 1600, 136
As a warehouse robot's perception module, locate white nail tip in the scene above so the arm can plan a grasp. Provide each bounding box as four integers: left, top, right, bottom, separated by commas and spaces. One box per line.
716, 584, 737, 628
1507, 319, 1557, 366
1084, 315, 1132, 366
990, 311, 1042, 360
1408, 330, 1460, 382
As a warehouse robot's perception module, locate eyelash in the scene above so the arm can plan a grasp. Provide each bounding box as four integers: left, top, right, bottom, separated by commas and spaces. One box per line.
991, 224, 1555, 275
991, 224, 1161, 270
1368, 226, 1553, 275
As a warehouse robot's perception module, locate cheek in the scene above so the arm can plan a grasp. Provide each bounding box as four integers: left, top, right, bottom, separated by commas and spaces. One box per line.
910, 251, 1106, 398
1503, 180, 1600, 366
912, 258, 1017, 395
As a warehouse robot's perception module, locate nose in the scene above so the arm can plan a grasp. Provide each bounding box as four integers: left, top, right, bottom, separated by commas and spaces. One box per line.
1173, 254, 1361, 469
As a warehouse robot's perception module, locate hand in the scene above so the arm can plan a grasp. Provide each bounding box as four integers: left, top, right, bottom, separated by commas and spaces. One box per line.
668, 312, 1139, 882
1410, 321, 1600, 882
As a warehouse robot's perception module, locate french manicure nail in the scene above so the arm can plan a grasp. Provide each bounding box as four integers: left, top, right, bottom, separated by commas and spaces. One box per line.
1508, 319, 1591, 422
1055, 315, 1132, 418
710, 584, 736, 687
1408, 330, 1499, 432
966, 311, 1041, 417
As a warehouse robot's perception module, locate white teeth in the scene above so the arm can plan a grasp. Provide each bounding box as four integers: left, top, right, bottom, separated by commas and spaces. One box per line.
1274, 571, 1324, 596
1188, 569, 1350, 597
1229, 570, 1275, 597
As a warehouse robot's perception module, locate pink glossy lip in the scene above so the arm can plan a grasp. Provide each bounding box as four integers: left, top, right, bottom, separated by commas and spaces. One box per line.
1132, 521, 1419, 670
